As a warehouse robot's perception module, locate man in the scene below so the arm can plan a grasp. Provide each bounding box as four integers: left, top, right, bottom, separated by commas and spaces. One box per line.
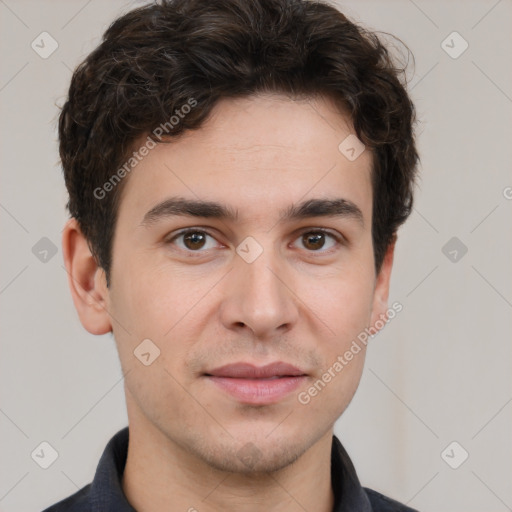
46, 0, 420, 510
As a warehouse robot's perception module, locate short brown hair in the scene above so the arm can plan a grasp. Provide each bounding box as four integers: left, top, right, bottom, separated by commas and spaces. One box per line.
59, 0, 419, 286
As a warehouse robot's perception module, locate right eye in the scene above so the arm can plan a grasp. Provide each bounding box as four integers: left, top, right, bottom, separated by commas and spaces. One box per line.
166, 229, 222, 253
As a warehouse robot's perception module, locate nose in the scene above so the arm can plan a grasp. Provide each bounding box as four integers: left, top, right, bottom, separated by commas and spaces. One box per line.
219, 246, 299, 340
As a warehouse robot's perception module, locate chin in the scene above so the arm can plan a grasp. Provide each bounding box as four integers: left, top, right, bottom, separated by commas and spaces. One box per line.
204, 440, 305, 474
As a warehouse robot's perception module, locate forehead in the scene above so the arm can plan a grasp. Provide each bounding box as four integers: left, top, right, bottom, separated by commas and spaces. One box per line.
116, 93, 373, 225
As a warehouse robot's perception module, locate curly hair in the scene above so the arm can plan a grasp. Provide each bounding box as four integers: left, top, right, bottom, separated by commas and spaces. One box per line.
59, 0, 419, 286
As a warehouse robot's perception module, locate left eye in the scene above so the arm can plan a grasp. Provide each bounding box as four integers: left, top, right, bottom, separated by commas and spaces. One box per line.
292, 230, 339, 252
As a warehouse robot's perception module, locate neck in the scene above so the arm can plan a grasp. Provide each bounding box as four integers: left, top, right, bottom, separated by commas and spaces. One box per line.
121, 412, 335, 512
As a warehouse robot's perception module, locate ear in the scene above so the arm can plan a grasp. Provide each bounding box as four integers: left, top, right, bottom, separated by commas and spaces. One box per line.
62, 218, 113, 335
369, 236, 396, 329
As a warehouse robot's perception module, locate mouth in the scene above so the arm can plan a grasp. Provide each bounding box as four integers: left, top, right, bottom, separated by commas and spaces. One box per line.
204, 362, 308, 404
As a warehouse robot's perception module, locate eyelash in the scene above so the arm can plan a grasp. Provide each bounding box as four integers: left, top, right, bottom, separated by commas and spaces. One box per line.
165, 227, 344, 256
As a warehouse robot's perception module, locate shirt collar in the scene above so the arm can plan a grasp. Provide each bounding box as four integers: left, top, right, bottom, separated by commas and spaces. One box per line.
88, 427, 372, 511
331, 435, 373, 512
87, 427, 136, 511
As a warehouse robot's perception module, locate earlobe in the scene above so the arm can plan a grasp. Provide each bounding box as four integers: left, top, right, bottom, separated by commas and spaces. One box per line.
369, 237, 396, 329
62, 218, 113, 335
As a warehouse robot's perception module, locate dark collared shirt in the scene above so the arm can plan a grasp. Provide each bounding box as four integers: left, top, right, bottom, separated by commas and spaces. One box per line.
42, 427, 419, 512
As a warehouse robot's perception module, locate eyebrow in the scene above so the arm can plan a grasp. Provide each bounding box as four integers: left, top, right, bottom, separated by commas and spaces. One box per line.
140, 196, 364, 227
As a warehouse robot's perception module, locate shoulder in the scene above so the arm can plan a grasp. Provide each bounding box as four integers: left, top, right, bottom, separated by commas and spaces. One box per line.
40, 484, 91, 512
364, 487, 420, 512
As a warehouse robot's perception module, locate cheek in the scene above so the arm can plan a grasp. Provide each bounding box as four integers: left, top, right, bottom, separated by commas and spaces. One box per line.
109, 262, 207, 418
109, 257, 214, 362
111, 255, 183, 330
299, 265, 375, 342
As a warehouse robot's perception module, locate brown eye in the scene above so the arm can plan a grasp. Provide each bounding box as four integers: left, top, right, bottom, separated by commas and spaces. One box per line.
168, 229, 219, 252
183, 231, 207, 250
293, 230, 340, 252
302, 232, 326, 250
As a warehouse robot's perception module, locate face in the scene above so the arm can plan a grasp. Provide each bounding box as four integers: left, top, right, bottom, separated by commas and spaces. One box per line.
91, 94, 393, 473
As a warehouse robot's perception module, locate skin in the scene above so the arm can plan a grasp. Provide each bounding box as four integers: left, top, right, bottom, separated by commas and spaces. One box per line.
62, 93, 395, 512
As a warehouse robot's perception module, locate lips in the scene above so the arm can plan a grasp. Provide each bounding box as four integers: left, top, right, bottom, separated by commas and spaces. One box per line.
204, 362, 308, 404
205, 362, 307, 379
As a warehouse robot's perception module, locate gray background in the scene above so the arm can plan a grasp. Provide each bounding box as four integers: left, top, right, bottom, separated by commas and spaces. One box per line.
1, 0, 511, 510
